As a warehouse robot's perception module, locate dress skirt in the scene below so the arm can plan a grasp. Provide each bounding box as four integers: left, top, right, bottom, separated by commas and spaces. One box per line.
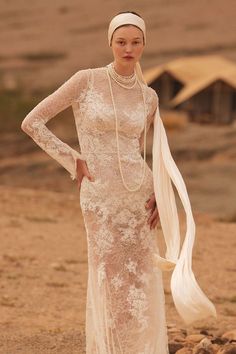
79, 149, 169, 354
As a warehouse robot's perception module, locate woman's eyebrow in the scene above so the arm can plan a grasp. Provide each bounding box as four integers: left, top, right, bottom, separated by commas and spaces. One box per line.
116, 37, 142, 40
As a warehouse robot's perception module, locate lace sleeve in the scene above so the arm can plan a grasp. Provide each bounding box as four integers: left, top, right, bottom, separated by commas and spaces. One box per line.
21, 69, 90, 181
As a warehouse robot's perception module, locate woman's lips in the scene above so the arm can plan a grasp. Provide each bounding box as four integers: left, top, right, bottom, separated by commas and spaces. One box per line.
124, 56, 134, 59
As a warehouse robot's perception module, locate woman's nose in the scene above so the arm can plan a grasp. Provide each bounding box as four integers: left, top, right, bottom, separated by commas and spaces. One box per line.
125, 44, 132, 52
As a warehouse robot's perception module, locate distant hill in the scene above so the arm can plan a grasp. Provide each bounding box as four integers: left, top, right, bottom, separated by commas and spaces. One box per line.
1, 0, 236, 91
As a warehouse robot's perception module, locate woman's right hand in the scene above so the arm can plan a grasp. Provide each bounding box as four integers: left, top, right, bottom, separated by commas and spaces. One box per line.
76, 158, 95, 191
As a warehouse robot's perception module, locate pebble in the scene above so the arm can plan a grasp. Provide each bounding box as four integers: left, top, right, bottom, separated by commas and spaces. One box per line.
186, 334, 207, 343
168, 341, 184, 354
169, 327, 183, 334
168, 326, 236, 354
176, 348, 193, 354
212, 337, 229, 345
222, 330, 236, 341
216, 344, 236, 354
173, 335, 187, 343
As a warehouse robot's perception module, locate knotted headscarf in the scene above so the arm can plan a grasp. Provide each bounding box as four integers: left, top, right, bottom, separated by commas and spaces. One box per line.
107, 12, 217, 325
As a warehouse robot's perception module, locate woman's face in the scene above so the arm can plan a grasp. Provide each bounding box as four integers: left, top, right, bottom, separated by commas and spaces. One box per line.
110, 25, 145, 66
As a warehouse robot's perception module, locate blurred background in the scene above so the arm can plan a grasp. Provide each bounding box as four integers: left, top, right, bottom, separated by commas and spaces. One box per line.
0, 0, 236, 352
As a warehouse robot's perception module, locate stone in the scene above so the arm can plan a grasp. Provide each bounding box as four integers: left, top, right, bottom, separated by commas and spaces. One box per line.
186, 334, 207, 343
192, 338, 214, 354
180, 328, 188, 336
199, 338, 214, 347
192, 349, 214, 354
169, 327, 183, 334
216, 344, 236, 354
176, 348, 192, 354
174, 335, 187, 343
212, 337, 229, 345
168, 341, 184, 354
200, 330, 211, 336
211, 344, 221, 353
222, 331, 236, 341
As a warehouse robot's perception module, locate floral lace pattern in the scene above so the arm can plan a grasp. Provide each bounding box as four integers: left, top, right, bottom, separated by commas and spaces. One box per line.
21, 65, 169, 353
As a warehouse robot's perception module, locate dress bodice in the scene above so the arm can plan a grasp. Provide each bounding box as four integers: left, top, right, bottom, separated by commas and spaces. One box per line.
21, 64, 158, 181
73, 66, 158, 159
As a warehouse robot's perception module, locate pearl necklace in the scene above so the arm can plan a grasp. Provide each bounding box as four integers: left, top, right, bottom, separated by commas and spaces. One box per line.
106, 67, 147, 192
106, 62, 138, 89
110, 62, 135, 80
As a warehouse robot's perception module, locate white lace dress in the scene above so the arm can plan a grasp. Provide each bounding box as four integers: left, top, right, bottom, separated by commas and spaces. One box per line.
21, 65, 170, 354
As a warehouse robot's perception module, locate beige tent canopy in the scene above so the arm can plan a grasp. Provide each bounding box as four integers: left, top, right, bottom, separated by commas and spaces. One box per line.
144, 55, 236, 124
170, 71, 236, 107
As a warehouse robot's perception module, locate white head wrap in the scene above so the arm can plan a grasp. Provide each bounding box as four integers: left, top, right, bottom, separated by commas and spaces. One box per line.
108, 13, 147, 85
107, 13, 217, 325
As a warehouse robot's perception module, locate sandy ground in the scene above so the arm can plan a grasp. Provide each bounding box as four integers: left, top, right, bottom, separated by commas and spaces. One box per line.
1, 0, 236, 352
0, 184, 236, 353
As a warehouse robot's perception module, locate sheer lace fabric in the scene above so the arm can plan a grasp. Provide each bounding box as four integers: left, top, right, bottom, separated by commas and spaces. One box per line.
21, 66, 170, 353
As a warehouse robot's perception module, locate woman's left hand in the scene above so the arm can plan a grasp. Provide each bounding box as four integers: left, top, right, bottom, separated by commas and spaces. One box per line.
145, 192, 160, 230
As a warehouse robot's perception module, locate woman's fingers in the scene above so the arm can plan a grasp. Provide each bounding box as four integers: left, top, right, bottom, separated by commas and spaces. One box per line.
76, 159, 95, 189
82, 161, 95, 182
145, 192, 159, 229
145, 192, 156, 210
84, 170, 95, 182
147, 207, 160, 229
150, 219, 158, 230
148, 207, 159, 224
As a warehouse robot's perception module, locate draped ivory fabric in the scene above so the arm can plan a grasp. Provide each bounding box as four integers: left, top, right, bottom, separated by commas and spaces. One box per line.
152, 97, 217, 324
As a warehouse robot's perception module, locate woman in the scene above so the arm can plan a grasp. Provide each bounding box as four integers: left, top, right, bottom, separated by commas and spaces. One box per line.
21, 11, 216, 354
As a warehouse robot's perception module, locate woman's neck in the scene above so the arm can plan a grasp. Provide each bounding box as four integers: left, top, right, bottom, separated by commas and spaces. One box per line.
113, 61, 135, 76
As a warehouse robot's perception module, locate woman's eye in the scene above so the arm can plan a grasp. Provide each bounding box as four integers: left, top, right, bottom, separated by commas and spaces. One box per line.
116, 40, 141, 45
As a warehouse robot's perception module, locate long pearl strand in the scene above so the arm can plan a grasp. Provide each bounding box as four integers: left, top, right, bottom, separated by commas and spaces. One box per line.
106, 66, 147, 192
